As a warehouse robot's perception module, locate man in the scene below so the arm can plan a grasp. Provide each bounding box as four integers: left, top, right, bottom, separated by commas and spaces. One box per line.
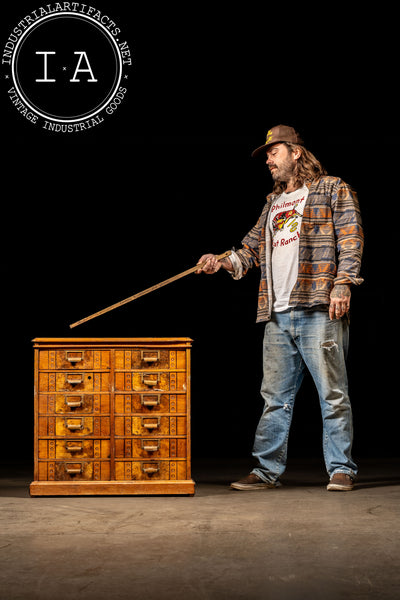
197, 125, 364, 492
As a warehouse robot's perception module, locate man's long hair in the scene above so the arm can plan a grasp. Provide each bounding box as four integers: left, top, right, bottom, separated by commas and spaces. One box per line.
272, 143, 327, 194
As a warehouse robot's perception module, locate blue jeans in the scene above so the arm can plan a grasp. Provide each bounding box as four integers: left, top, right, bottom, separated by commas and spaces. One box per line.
252, 308, 357, 483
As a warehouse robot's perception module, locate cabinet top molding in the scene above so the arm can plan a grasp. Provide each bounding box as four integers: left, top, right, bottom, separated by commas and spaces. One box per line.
32, 338, 193, 347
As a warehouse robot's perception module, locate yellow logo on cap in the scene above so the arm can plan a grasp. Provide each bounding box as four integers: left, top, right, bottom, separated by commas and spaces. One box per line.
265, 130, 273, 144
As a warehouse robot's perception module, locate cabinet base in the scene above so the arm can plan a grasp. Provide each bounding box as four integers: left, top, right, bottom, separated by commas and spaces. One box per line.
30, 479, 196, 496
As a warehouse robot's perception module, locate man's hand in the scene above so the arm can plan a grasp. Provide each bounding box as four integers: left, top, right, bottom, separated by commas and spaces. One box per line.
196, 254, 233, 274
329, 284, 351, 320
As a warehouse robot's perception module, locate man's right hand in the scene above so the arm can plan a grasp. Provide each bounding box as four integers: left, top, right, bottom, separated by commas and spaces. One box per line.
196, 254, 232, 274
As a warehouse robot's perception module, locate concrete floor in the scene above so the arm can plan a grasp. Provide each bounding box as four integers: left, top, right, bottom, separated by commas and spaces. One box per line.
1, 458, 399, 600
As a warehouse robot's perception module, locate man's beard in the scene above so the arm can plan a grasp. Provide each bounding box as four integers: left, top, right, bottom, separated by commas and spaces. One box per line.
270, 155, 296, 182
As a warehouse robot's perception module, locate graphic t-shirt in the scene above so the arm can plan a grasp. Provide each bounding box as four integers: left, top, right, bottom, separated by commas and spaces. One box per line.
269, 184, 309, 311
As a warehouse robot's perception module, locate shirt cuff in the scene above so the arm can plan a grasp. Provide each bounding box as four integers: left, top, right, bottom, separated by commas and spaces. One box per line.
228, 251, 243, 280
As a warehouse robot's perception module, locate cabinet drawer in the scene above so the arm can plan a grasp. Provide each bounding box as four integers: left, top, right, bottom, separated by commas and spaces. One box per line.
38, 416, 110, 437
115, 349, 186, 370
114, 372, 187, 392
115, 460, 187, 481
38, 394, 111, 414
114, 393, 186, 414
115, 416, 187, 436
39, 350, 111, 370
39, 372, 110, 392
38, 461, 110, 481
114, 438, 187, 459
38, 439, 110, 459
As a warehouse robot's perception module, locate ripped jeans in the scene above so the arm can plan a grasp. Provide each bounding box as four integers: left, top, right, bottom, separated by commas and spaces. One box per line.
252, 308, 358, 483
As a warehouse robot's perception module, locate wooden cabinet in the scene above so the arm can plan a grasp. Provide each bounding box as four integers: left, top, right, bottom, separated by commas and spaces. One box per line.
30, 338, 195, 496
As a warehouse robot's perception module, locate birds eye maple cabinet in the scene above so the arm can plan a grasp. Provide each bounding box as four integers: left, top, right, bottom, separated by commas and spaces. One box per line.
30, 338, 195, 496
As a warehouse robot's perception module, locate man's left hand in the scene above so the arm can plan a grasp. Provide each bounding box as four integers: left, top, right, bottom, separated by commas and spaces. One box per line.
329, 284, 351, 320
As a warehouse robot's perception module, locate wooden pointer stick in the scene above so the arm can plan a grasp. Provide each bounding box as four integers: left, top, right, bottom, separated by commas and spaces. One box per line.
69, 250, 232, 328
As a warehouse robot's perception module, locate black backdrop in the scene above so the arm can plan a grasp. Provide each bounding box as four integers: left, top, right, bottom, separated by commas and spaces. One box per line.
1, 2, 397, 466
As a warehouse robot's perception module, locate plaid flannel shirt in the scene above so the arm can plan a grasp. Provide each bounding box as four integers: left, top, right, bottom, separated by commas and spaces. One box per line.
234, 176, 364, 323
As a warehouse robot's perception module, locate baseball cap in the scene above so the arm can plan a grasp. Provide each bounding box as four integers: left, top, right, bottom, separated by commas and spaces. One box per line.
251, 125, 304, 158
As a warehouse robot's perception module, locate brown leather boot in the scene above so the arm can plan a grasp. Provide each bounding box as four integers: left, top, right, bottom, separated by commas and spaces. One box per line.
230, 473, 279, 491
327, 473, 354, 491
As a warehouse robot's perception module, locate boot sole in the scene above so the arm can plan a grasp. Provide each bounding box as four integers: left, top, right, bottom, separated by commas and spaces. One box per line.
230, 482, 277, 491
326, 484, 353, 491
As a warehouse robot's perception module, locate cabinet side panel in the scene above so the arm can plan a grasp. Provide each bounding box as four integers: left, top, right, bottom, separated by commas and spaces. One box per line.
186, 347, 192, 479
33, 349, 39, 481
110, 349, 116, 480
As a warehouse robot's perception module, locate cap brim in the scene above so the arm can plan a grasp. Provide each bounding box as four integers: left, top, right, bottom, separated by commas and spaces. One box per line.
251, 144, 269, 158
251, 137, 304, 158
251, 141, 280, 158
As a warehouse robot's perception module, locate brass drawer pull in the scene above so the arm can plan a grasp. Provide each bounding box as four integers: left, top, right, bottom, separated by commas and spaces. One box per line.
66, 443, 83, 452
66, 418, 84, 430
141, 440, 160, 452
141, 373, 159, 387
65, 396, 83, 408
141, 350, 160, 363
66, 351, 84, 363
66, 464, 83, 474
142, 463, 159, 474
141, 394, 160, 407
66, 374, 84, 386
142, 417, 161, 430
